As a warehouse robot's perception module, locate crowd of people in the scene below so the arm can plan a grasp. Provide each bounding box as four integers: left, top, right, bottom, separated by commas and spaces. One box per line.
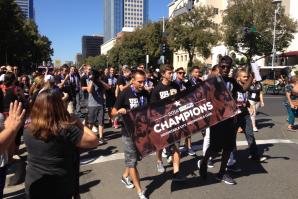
2, 55, 295, 199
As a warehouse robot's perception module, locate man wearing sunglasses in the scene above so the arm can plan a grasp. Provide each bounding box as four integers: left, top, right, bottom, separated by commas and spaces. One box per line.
174, 67, 196, 156
198, 56, 253, 185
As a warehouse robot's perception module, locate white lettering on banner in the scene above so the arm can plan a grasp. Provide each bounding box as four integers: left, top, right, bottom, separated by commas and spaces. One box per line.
153, 102, 214, 133
178, 103, 194, 112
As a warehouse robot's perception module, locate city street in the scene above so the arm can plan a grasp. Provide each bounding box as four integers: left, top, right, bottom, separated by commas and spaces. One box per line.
4, 95, 298, 199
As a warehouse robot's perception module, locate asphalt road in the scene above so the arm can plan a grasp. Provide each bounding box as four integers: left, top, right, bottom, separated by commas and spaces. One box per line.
4, 95, 298, 199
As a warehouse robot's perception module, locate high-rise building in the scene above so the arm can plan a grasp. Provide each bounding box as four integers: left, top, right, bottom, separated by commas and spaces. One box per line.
75, 53, 83, 66
104, 0, 149, 42
82, 35, 104, 59
15, 0, 34, 20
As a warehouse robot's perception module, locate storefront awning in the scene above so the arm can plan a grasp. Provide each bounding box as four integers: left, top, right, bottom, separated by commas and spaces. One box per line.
281, 51, 298, 57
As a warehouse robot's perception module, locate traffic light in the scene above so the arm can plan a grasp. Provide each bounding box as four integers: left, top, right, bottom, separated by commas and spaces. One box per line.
160, 43, 167, 54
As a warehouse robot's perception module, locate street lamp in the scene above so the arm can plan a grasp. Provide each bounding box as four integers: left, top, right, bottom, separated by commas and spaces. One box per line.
271, 0, 282, 76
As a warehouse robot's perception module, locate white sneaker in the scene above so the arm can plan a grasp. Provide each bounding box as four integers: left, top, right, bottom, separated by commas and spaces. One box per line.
161, 148, 167, 158
167, 156, 172, 164
121, 176, 134, 189
138, 191, 147, 199
253, 127, 258, 132
92, 126, 98, 133
156, 161, 165, 173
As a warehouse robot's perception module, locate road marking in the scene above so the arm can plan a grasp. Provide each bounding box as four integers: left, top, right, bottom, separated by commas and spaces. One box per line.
264, 96, 284, 99
81, 139, 296, 166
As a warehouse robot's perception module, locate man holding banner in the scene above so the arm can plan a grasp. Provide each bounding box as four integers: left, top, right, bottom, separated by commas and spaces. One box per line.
198, 56, 253, 185
111, 70, 148, 199
150, 64, 186, 181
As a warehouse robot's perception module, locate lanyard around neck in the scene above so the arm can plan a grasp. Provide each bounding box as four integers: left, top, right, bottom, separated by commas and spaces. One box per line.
131, 85, 144, 107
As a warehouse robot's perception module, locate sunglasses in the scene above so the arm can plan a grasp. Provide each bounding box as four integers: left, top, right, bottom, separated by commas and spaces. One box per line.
177, 71, 185, 75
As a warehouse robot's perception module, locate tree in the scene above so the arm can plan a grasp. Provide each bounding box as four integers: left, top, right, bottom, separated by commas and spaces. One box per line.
167, 6, 221, 68
0, 0, 53, 70
84, 55, 107, 70
106, 22, 171, 66
223, 0, 297, 62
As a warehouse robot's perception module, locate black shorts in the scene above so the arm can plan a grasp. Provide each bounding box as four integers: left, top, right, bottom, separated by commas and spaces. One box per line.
209, 117, 237, 152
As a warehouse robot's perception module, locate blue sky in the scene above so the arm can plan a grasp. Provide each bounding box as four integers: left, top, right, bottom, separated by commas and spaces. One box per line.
35, 0, 171, 63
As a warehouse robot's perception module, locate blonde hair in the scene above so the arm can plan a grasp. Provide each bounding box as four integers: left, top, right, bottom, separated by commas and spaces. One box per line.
29, 75, 44, 96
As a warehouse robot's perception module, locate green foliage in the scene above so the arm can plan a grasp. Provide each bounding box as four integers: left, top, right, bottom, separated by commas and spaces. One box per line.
107, 22, 171, 66
84, 55, 107, 70
223, 0, 297, 60
167, 6, 221, 68
235, 57, 248, 66
0, 0, 53, 69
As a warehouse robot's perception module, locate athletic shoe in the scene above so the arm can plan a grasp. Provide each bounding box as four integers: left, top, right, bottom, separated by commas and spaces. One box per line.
287, 128, 296, 132
226, 164, 242, 172
207, 159, 214, 168
250, 155, 267, 163
187, 148, 196, 156
157, 161, 165, 173
172, 172, 186, 182
197, 160, 207, 179
121, 176, 134, 189
138, 191, 147, 199
80, 157, 97, 165
161, 148, 167, 158
114, 119, 119, 129
92, 126, 98, 133
98, 138, 106, 145
253, 127, 258, 132
215, 173, 236, 185
167, 156, 172, 164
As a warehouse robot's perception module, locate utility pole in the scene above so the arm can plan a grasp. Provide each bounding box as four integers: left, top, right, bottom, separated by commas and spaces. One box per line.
271, 0, 282, 89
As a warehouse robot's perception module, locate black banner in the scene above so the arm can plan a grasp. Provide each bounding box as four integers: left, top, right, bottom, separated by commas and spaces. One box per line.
123, 76, 239, 157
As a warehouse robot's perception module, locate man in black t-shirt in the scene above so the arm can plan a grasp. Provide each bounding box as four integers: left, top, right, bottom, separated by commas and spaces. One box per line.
117, 67, 132, 93
185, 66, 203, 89
228, 70, 265, 166
198, 56, 252, 185
80, 65, 92, 100
104, 67, 118, 127
111, 70, 148, 199
174, 67, 196, 156
150, 64, 185, 181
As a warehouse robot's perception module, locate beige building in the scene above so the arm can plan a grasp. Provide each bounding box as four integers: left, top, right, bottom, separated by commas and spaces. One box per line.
101, 38, 117, 55
283, 0, 298, 52
101, 28, 135, 55
124, 0, 147, 28
168, 0, 298, 70
168, 0, 229, 70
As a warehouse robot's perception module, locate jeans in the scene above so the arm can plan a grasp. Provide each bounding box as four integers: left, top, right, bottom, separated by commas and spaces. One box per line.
285, 105, 295, 126
235, 111, 259, 159
0, 166, 7, 199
